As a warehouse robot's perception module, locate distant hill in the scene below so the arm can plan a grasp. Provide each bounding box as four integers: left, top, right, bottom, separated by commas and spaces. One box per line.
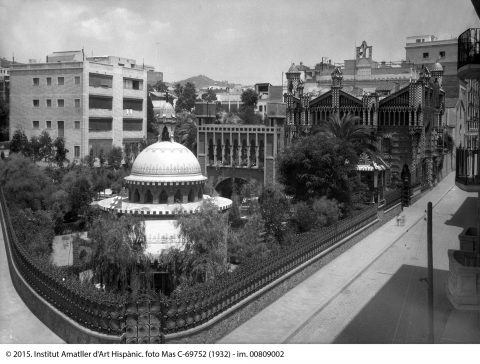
174, 75, 235, 90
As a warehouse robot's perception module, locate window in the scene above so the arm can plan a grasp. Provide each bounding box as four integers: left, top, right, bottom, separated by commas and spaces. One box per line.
33, 78, 39, 86
439, 51, 446, 58
123, 119, 143, 131
89, 73, 113, 88
75, 76, 80, 85
46, 77, 52, 86
89, 95, 112, 109
89, 118, 113, 131
32, 120, 39, 128
123, 98, 143, 111
74, 120, 80, 129
259, 105, 263, 112
416, 39, 421, 43
46, 120, 52, 128
46, 99, 52, 107
74, 146, 80, 158
57, 99, 64, 107
423, 52, 429, 59
123, 78, 143, 90
58, 77, 64, 85
75, 99, 81, 108
58, 121, 64, 138
33, 99, 39, 107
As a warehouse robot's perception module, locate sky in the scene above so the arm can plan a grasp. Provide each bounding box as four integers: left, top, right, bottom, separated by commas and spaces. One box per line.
1, 0, 479, 85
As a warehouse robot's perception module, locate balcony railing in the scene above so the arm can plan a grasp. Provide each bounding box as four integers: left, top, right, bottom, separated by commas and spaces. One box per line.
456, 147, 480, 186
458, 28, 480, 72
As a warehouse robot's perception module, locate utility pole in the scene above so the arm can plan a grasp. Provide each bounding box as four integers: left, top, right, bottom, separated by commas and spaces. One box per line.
427, 201, 434, 343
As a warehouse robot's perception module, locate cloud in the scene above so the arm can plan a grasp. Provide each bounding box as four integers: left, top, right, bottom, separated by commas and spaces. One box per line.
214, 28, 242, 42
78, 7, 170, 42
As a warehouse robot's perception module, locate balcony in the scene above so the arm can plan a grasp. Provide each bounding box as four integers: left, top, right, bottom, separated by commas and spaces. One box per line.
456, 147, 480, 192
458, 28, 480, 80
89, 108, 112, 118
123, 88, 145, 99
123, 109, 143, 119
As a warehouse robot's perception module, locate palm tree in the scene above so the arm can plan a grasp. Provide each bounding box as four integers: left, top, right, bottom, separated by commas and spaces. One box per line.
313, 113, 376, 153
174, 112, 197, 154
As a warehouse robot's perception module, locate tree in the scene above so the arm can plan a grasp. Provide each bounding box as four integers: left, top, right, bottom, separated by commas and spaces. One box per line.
258, 184, 291, 245
238, 106, 263, 125
38, 130, 53, 163
29, 135, 41, 162
239, 89, 262, 124
9, 129, 29, 155
174, 82, 197, 113
0, 154, 52, 210
174, 112, 197, 154
201, 88, 217, 102
314, 113, 374, 153
147, 95, 156, 135
241, 89, 259, 107
176, 200, 229, 284
89, 214, 149, 294
99, 149, 106, 167
107, 146, 123, 169
10, 208, 55, 258
277, 134, 358, 204
152, 80, 168, 92
53, 137, 69, 167
61, 166, 94, 219
229, 213, 269, 263
83, 148, 95, 168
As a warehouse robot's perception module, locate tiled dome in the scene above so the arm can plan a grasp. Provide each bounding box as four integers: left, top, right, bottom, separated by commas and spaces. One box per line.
431, 62, 444, 73
125, 141, 207, 183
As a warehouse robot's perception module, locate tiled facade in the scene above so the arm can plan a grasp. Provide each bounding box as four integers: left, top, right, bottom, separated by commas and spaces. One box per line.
9, 57, 147, 161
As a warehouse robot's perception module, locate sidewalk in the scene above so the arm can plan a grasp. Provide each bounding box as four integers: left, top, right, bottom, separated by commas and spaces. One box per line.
0, 213, 63, 343
219, 173, 480, 343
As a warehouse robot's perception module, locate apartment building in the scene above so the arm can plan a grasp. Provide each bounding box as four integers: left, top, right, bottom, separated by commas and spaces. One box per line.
9, 51, 148, 161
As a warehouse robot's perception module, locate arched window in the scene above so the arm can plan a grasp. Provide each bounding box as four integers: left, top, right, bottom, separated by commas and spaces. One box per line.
198, 187, 203, 200
145, 189, 153, 203
174, 189, 182, 203
159, 190, 168, 204
188, 188, 195, 202
133, 189, 140, 203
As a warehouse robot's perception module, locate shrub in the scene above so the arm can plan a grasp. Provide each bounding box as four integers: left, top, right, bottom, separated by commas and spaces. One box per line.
10, 208, 55, 258
291, 201, 318, 233
229, 213, 269, 262
312, 197, 342, 227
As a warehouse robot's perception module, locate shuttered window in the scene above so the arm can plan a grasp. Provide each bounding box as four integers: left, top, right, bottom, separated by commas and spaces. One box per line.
123, 119, 143, 131
89, 73, 113, 88
89, 118, 112, 131
89, 95, 112, 109
123, 98, 143, 111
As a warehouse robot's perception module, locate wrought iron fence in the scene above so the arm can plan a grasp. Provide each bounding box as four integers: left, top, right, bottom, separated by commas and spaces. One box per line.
0, 189, 126, 338
1, 186, 377, 342
458, 28, 480, 70
384, 189, 401, 209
